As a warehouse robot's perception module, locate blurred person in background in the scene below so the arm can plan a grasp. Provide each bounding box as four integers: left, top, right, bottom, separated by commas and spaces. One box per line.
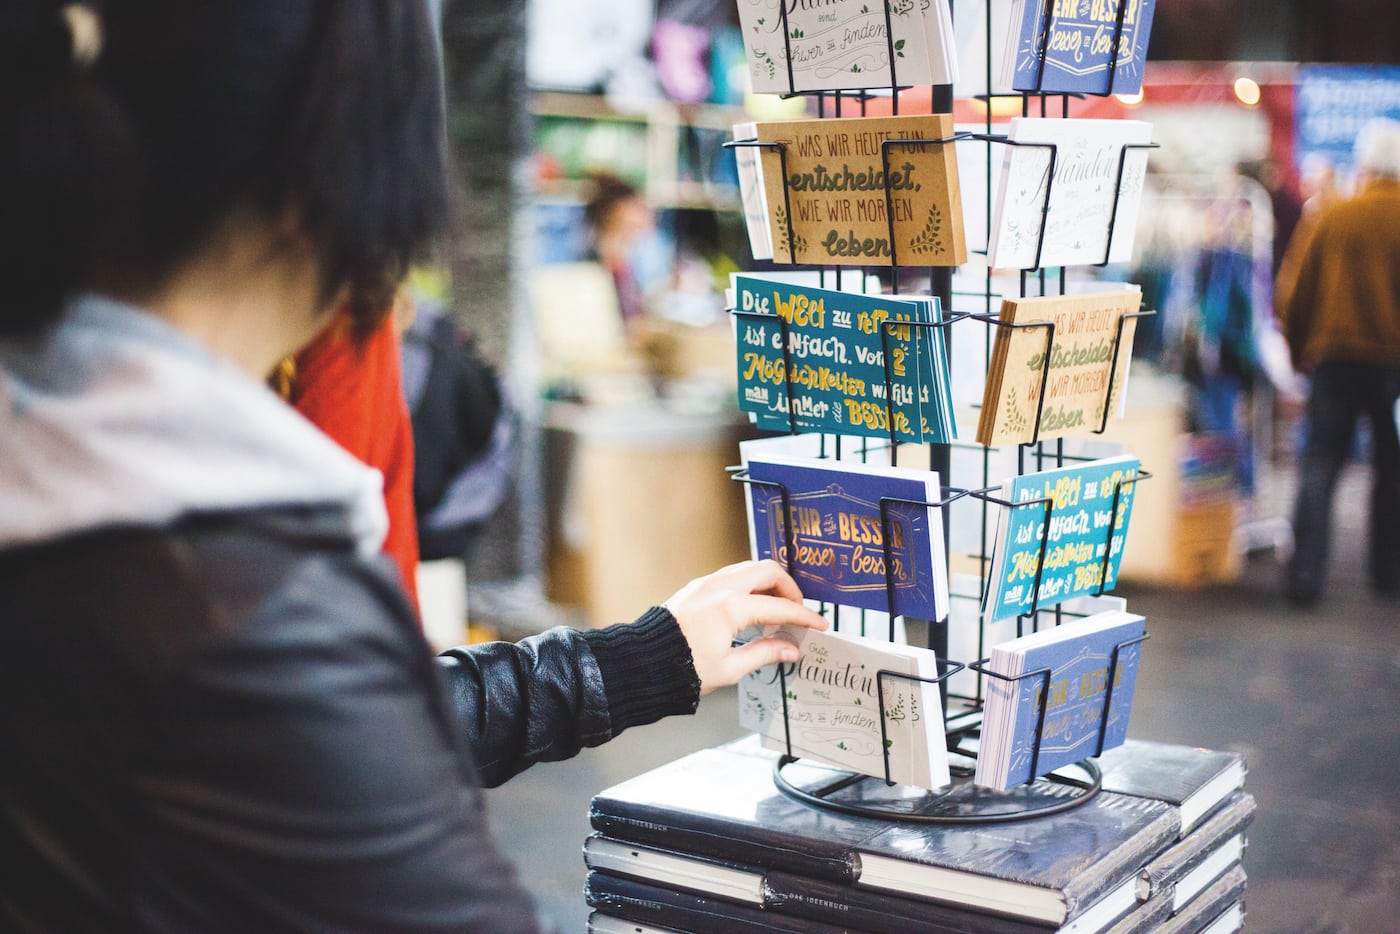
1274, 151, 1346, 336
398, 286, 516, 565
584, 171, 663, 340
274, 300, 423, 612
1237, 156, 1302, 278
0, 3, 826, 930
1299, 151, 1344, 216
1275, 118, 1400, 607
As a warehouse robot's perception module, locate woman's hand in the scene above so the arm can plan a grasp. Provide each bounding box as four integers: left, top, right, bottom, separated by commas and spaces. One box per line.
663, 559, 828, 695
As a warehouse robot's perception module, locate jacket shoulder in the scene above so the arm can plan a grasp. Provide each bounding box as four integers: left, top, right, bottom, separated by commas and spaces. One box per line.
0, 512, 542, 931
0, 510, 408, 672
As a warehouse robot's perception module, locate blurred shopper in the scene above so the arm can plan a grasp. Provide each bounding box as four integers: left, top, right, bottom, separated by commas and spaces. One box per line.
0, 4, 826, 931
277, 306, 423, 611
399, 288, 515, 563
1275, 118, 1400, 606
1274, 152, 1346, 334
1237, 157, 1302, 277
584, 171, 661, 338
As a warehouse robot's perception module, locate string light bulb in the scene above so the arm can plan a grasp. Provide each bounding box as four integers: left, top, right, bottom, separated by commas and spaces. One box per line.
1233, 76, 1261, 107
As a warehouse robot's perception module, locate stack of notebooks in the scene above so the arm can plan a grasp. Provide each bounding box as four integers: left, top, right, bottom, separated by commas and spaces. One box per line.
731, 274, 958, 444
994, 0, 1157, 97
736, 0, 959, 95
974, 288, 1145, 448
985, 119, 1154, 271
733, 113, 968, 268
584, 737, 1251, 933
980, 455, 1144, 623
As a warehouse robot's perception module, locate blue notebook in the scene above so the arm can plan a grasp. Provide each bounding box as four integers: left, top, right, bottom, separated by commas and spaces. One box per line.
741, 449, 949, 621
1010, 0, 1158, 96
983, 455, 1141, 622
975, 609, 1147, 790
733, 275, 952, 444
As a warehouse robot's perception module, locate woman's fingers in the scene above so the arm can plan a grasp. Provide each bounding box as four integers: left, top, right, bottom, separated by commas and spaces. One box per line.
725, 591, 828, 637
714, 635, 803, 687
699, 558, 811, 606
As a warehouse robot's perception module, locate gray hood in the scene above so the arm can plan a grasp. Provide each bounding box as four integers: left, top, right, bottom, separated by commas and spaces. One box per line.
0, 295, 387, 555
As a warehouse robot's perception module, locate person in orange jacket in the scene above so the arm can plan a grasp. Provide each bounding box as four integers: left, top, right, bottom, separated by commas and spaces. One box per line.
1275, 118, 1400, 606
279, 301, 422, 612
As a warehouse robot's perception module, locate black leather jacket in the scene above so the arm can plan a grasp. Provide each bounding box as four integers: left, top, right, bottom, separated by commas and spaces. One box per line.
0, 508, 700, 932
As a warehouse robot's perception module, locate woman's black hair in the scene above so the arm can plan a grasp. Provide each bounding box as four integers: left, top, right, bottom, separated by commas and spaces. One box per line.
0, 0, 448, 337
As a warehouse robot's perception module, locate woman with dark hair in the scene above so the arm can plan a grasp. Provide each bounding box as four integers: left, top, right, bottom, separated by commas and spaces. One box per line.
0, 3, 825, 930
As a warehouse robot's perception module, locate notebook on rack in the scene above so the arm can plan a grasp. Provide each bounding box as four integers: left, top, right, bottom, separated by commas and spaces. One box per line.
975, 609, 1147, 790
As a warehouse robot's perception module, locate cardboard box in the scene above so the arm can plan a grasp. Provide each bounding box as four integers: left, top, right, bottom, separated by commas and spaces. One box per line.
1172, 499, 1242, 587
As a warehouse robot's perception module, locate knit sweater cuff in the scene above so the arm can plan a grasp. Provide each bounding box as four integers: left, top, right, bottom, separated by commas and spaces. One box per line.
582, 606, 700, 734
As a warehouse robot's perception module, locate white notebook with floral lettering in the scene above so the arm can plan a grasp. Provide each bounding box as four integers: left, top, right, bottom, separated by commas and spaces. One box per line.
739, 625, 951, 791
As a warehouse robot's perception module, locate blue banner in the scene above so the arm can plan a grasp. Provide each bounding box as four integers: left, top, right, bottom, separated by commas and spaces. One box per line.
1295, 65, 1400, 176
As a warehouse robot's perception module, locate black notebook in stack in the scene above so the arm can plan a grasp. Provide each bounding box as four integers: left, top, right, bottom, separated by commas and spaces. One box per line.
585, 834, 1059, 934
1093, 739, 1247, 838
588, 737, 1184, 932
1103, 791, 1254, 933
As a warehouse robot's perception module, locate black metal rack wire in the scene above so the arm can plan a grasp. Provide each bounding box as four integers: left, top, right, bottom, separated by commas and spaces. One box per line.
718, 0, 1157, 824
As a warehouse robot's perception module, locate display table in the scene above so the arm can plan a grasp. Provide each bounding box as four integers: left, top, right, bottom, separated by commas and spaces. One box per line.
543, 402, 754, 628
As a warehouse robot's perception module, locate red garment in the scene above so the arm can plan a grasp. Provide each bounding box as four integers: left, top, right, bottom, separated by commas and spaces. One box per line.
291, 313, 420, 612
